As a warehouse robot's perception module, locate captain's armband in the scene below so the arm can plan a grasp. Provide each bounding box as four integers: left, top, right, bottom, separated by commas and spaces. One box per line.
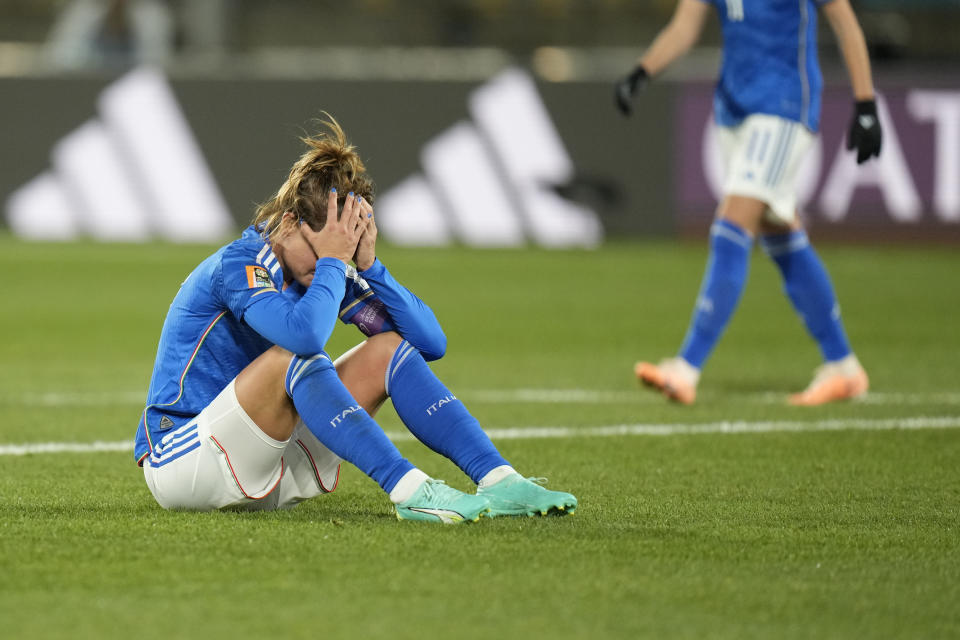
340, 292, 393, 336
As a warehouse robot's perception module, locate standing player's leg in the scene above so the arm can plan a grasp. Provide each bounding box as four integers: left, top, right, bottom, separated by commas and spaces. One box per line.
745, 117, 870, 405
638, 115, 846, 404
636, 198, 758, 404
336, 332, 577, 517
635, 195, 760, 404
759, 220, 868, 405
635, 117, 786, 404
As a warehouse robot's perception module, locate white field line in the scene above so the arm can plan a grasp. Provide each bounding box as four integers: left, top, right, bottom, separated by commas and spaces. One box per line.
467, 389, 960, 406
2, 415, 959, 457
0, 441, 134, 455
6, 391, 146, 407
5, 389, 960, 407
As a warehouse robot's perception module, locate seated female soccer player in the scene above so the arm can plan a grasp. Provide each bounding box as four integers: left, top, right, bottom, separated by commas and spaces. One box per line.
135, 116, 577, 523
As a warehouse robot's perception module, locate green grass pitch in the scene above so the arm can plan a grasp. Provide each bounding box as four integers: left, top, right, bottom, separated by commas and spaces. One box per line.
1, 234, 958, 639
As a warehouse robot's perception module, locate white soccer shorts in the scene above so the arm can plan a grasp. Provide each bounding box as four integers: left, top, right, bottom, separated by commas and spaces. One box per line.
717, 113, 814, 225
142, 379, 341, 511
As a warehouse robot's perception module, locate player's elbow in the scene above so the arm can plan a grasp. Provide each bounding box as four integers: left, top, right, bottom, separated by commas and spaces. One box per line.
286, 338, 326, 357
418, 330, 447, 362
284, 327, 331, 357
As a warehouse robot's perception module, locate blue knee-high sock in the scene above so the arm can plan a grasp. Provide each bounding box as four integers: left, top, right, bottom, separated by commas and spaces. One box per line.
679, 219, 753, 369
285, 353, 414, 494
760, 231, 852, 362
385, 341, 509, 484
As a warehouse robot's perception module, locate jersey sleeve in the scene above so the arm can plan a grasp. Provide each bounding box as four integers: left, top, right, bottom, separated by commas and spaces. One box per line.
242, 259, 347, 355
220, 244, 347, 355
343, 258, 447, 361
220, 244, 284, 320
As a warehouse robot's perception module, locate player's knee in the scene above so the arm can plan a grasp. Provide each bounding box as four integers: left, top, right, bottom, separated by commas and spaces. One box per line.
334, 331, 402, 382
237, 345, 299, 407
368, 330, 404, 350
718, 197, 765, 234
237, 345, 294, 381
366, 331, 404, 369
759, 218, 801, 236
236, 345, 300, 438
260, 345, 297, 377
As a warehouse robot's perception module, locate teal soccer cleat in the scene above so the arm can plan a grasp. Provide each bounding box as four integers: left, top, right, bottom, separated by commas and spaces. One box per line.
395, 479, 491, 524
478, 473, 578, 517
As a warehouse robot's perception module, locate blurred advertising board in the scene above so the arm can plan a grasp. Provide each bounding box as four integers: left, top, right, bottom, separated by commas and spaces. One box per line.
0, 68, 673, 245
1, 69, 955, 244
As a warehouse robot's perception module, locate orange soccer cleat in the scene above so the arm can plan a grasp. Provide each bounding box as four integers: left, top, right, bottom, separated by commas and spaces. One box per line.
634, 357, 700, 405
789, 355, 869, 406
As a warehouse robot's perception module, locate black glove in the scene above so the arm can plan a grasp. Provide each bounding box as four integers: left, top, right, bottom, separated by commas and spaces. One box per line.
614, 65, 649, 117
847, 99, 882, 164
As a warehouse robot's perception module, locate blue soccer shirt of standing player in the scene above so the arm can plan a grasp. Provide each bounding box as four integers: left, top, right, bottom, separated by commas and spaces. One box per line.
134, 225, 445, 466
700, 0, 835, 132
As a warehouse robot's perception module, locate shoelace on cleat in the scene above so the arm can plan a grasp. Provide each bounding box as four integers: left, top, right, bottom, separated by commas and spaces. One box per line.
421, 479, 454, 500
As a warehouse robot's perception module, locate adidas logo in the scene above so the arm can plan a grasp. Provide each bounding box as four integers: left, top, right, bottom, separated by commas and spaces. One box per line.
4, 67, 233, 243
376, 68, 603, 248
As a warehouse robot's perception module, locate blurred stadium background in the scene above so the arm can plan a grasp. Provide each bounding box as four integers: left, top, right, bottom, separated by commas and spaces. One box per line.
1, 0, 959, 245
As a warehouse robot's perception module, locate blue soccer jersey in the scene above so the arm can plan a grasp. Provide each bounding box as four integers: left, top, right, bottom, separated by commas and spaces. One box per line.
135, 225, 445, 465
700, 0, 834, 132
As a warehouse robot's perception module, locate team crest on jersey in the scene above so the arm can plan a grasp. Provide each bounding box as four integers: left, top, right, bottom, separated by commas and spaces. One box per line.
246, 265, 273, 289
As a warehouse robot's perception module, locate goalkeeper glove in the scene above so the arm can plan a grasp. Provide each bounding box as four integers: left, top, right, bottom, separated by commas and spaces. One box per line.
614, 65, 649, 117
847, 99, 882, 164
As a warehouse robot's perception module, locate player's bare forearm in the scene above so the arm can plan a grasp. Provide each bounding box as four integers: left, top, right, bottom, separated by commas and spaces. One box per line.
823, 0, 875, 100
638, 0, 710, 76
614, 0, 708, 115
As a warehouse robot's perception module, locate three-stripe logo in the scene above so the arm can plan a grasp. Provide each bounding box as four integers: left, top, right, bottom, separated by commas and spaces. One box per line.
5, 67, 233, 243
376, 68, 604, 248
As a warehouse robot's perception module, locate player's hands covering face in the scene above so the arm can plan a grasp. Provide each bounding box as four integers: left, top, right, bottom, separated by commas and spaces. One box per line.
352, 197, 377, 272
300, 190, 366, 264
